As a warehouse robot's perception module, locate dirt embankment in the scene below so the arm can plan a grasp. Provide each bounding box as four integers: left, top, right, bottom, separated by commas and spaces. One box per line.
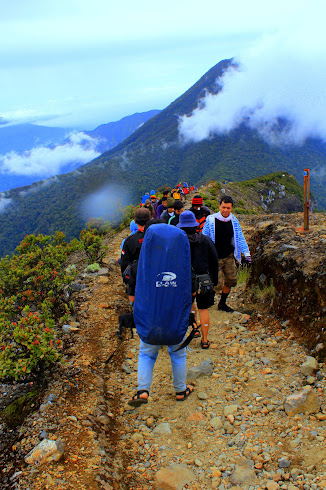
239, 212, 326, 357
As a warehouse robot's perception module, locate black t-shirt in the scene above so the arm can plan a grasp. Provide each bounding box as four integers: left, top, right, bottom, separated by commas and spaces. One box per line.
214, 219, 234, 259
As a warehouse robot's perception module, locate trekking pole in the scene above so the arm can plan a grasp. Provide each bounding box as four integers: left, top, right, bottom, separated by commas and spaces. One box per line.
303, 169, 310, 231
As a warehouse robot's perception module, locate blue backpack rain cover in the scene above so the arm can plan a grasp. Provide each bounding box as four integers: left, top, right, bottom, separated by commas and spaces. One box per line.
133, 224, 192, 345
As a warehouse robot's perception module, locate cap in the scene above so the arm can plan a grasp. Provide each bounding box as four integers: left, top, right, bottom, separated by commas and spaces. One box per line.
166, 197, 175, 207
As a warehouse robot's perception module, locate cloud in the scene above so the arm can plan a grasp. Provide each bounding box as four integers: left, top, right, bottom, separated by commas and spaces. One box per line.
0, 132, 101, 176
0, 195, 12, 213
179, 6, 326, 146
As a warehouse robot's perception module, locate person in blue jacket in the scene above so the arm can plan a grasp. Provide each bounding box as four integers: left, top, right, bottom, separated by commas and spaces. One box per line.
202, 195, 251, 313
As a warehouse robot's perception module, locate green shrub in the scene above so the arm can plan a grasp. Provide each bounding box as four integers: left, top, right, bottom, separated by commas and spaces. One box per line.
79, 228, 107, 264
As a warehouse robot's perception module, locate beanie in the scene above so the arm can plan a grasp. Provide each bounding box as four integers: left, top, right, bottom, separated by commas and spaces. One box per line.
166, 197, 175, 207
192, 195, 203, 205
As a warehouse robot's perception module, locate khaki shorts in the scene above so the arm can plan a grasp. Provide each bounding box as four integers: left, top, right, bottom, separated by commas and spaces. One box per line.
217, 253, 237, 289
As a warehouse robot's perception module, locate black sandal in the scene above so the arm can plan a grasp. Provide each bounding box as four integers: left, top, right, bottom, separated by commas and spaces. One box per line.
176, 385, 194, 402
201, 340, 210, 349
128, 390, 149, 407
193, 325, 201, 338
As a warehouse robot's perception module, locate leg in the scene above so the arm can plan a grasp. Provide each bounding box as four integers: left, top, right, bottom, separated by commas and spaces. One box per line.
137, 340, 160, 393
168, 343, 194, 401
218, 254, 237, 313
167, 344, 187, 393
198, 308, 209, 346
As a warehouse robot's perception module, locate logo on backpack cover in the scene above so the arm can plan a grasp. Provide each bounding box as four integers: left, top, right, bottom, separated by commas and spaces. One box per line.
156, 272, 177, 288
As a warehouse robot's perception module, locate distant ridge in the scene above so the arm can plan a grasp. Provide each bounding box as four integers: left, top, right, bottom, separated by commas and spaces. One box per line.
0, 58, 325, 256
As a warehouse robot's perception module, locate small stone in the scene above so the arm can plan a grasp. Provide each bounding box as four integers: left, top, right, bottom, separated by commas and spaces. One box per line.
266, 481, 279, 490
278, 457, 291, 468
153, 423, 172, 435
197, 392, 208, 400
209, 417, 223, 430
194, 458, 202, 467
188, 412, 207, 422
224, 405, 238, 417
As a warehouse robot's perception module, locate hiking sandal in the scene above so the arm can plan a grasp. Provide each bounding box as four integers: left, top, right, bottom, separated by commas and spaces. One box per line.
128, 390, 149, 407
201, 340, 210, 349
176, 385, 194, 402
193, 325, 201, 338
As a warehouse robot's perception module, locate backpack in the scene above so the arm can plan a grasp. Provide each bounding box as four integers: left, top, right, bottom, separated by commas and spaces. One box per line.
133, 224, 192, 345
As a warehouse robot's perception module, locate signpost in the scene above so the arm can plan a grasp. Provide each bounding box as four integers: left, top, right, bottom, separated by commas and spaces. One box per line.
303, 168, 310, 231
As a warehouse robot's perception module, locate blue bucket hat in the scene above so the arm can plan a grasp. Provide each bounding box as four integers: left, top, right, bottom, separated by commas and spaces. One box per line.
176, 210, 198, 228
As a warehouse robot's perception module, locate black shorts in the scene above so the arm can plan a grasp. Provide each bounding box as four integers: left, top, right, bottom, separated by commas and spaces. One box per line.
195, 289, 215, 310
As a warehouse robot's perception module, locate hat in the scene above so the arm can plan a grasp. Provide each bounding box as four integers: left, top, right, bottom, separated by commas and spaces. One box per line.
166, 197, 175, 207
192, 195, 203, 205
150, 194, 156, 199
177, 210, 198, 228
150, 189, 156, 196
130, 220, 138, 234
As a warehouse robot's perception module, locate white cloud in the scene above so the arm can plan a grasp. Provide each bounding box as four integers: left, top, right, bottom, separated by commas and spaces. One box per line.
179, 5, 326, 146
0, 133, 101, 176
0, 196, 12, 213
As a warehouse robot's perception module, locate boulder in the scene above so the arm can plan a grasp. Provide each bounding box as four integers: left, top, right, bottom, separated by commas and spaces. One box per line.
154, 464, 196, 489
25, 439, 64, 465
300, 356, 319, 376
284, 386, 320, 416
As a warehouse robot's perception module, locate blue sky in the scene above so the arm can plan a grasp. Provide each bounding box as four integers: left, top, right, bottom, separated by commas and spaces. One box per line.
0, 0, 310, 131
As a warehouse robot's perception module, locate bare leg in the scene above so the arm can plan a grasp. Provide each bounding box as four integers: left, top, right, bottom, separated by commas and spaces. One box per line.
198, 309, 209, 343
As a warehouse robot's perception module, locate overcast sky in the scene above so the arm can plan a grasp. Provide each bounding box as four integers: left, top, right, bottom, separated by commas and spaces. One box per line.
0, 0, 314, 131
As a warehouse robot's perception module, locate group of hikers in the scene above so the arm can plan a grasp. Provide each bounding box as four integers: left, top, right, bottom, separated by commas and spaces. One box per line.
119, 186, 251, 407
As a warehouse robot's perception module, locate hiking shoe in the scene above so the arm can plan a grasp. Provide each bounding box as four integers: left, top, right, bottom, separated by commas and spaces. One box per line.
218, 303, 234, 313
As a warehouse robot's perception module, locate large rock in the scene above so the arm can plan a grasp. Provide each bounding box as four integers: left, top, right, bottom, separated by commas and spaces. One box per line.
187, 358, 214, 380
300, 356, 319, 376
229, 459, 257, 485
284, 386, 320, 416
154, 464, 196, 489
25, 439, 64, 465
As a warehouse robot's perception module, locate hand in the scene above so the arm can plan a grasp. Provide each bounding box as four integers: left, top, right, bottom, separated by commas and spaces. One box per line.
245, 256, 252, 266
128, 295, 135, 304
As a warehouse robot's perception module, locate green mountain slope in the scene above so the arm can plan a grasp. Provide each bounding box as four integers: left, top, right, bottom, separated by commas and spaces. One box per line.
0, 58, 325, 257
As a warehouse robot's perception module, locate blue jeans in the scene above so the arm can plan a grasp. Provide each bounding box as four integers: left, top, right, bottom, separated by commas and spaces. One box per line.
137, 339, 187, 393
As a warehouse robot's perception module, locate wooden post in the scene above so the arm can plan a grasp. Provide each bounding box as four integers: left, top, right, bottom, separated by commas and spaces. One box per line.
303, 168, 310, 231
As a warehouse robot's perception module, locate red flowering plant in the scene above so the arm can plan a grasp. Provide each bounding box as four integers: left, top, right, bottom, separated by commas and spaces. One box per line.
0, 310, 60, 380
0, 232, 80, 381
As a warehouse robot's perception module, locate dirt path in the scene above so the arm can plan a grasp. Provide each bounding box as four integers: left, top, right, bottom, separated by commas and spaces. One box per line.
11, 220, 326, 490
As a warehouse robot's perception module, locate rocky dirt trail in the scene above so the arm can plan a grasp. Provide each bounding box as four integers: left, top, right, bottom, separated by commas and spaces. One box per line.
3, 215, 326, 490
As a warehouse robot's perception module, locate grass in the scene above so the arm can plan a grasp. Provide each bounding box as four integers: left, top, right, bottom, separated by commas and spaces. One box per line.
254, 279, 276, 303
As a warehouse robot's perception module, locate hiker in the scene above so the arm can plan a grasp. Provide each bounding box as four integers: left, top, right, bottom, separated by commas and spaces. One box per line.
202, 195, 251, 313
141, 192, 150, 205
168, 200, 184, 226
128, 223, 194, 406
189, 195, 211, 233
120, 208, 151, 303
178, 211, 219, 349
156, 196, 168, 219
118, 220, 138, 263
144, 199, 154, 218
156, 189, 171, 207
150, 194, 158, 218
160, 197, 175, 223
172, 188, 181, 200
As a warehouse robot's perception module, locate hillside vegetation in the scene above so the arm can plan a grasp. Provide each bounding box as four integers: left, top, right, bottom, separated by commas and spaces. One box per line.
0, 59, 325, 256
